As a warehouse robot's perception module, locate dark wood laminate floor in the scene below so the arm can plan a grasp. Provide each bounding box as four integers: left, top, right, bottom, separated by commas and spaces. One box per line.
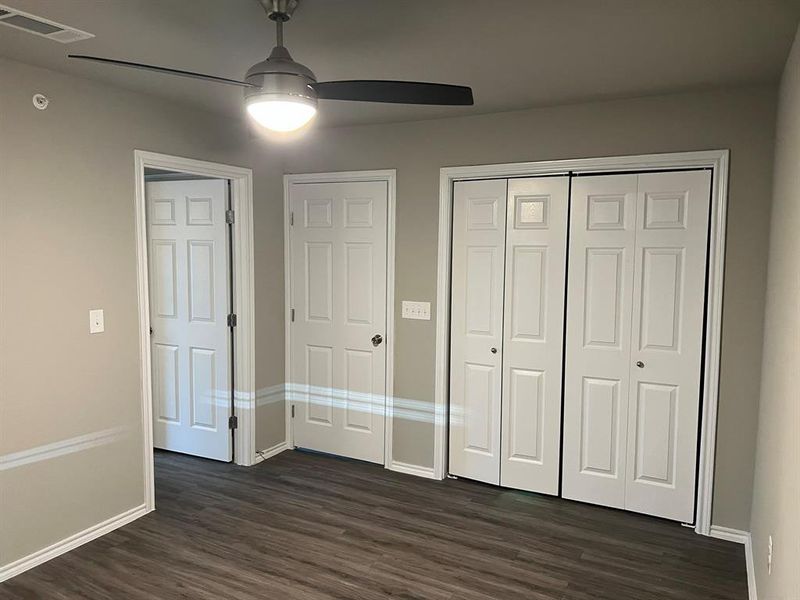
1, 450, 747, 599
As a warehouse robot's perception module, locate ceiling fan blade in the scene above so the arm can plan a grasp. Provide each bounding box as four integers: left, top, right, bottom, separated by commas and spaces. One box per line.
68, 55, 258, 88
312, 80, 473, 105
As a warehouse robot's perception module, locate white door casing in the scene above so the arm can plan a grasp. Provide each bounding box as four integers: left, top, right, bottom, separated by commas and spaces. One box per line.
562, 170, 711, 522
147, 179, 231, 462
449, 179, 507, 484
436, 151, 729, 535
499, 177, 569, 495
289, 180, 388, 464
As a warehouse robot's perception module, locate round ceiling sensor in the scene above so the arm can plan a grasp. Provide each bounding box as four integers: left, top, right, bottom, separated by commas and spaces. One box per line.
32, 93, 49, 110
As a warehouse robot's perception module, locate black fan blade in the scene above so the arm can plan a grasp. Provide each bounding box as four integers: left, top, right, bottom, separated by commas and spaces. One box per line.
312, 80, 473, 105
68, 55, 258, 88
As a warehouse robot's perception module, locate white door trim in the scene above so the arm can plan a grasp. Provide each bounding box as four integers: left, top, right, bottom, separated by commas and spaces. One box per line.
283, 169, 396, 467
434, 150, 729, 536
134, 150, 256, 512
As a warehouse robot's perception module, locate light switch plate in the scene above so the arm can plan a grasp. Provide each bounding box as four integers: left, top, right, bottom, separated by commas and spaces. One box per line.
402, 301, 430, 320
89, 309, 104, 334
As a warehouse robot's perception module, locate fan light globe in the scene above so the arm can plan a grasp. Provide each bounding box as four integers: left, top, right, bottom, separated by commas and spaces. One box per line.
246, 95, 317, 132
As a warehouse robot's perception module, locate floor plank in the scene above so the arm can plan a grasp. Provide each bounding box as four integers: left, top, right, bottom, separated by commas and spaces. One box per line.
0, 449, 748, 599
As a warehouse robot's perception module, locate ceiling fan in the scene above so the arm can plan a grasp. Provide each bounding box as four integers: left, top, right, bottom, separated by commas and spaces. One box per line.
69, 0, 474, 133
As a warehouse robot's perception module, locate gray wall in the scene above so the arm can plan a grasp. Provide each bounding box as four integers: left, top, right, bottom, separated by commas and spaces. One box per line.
0, 57, 284, 566
281, 85, 778, 531
750, 27, 800, 600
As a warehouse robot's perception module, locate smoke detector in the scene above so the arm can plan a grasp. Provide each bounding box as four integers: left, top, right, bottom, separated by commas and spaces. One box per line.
32, 94, 49, 110
0, 3, 93, 43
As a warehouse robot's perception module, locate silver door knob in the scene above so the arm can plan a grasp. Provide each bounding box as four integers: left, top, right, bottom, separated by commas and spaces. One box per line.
490, 347, 498, 354
371, 334, 383, 347
636, 361, 645, 368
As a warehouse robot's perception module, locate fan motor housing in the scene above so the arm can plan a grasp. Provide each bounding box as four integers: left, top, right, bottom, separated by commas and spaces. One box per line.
244, 45, 317, 106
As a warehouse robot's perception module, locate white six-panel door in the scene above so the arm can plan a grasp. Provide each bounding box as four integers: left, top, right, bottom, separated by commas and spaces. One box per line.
289, 181, 388, 464
449, 177, 568, 494
624, 171, 711, 521
562, 170, 711, 522
500, 177, 569, 494
562, 174, 638, 508
449, 179, 508, 484
147, 179, 231, 462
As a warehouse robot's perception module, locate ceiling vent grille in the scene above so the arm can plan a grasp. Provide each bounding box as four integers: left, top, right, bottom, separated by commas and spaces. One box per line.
0, 3, 93, 43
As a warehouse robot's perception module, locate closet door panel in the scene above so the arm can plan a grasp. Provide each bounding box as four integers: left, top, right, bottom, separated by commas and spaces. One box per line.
500, 177, 569, 494
624, 170, 710, 522
562, 175, 638, 509
449, 179, 508, 484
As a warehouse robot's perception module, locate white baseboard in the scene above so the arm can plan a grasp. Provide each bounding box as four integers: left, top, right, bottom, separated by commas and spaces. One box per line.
0, 503, 150, 584
709, 525, 749, 544
253, 441, 289, 464
709, 525, 756, 600
387, 459, 437, 480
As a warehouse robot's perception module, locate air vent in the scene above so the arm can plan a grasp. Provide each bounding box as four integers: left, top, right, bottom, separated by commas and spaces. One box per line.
0, 3, 94, 43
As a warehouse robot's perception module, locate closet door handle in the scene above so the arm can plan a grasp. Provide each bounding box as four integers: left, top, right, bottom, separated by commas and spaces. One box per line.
636, 361, 645, 368
490, 347, 498, 354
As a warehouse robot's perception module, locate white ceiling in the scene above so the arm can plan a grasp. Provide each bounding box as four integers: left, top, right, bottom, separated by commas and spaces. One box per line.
1, 0, 798, 128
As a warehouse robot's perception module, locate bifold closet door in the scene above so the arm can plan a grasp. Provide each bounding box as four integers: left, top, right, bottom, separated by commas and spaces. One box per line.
624, 171, 711, 521
499, 177, 569, 494
449, 179, 507, 484
449, 176, 568, 494
562, 170, 711, 523
562, 174, 637, 509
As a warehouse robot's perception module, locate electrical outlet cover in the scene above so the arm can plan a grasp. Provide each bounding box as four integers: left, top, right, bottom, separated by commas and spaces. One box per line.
89, 308, 104, 334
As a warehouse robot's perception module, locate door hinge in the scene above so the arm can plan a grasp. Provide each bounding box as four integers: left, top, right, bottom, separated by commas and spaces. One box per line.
290, 211, 294, 226
290, 308, 295, 322
225, 209, 235, 224
228, 415, 238, 430
291, 404, 295, 418
227, 313, 237, 328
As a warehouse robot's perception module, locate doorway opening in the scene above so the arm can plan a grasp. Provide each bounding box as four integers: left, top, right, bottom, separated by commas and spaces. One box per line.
135, 151, 256, 512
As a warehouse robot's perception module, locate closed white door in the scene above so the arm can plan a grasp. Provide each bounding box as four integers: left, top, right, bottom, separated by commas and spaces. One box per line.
562, 170, 711, 522
449, 179, 507, 484
624, 170, 711, 521
562, 174, 638, 509
147, 179, 231, 462
289, 180, 388, 464
499, 177, 569, 495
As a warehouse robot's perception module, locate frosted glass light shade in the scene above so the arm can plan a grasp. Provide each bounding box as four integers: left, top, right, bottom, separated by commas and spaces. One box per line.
246, 96, 317, 132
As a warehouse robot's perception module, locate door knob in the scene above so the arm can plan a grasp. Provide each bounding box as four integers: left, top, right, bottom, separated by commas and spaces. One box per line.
371, 334, 383, 347
636, 361, 645, 368
490, 347, 498, 354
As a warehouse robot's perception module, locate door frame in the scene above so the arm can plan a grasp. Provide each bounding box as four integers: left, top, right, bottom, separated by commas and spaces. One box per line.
283, 169, 397, 468
134, 150, 256, 512
434, 150, 729, 536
